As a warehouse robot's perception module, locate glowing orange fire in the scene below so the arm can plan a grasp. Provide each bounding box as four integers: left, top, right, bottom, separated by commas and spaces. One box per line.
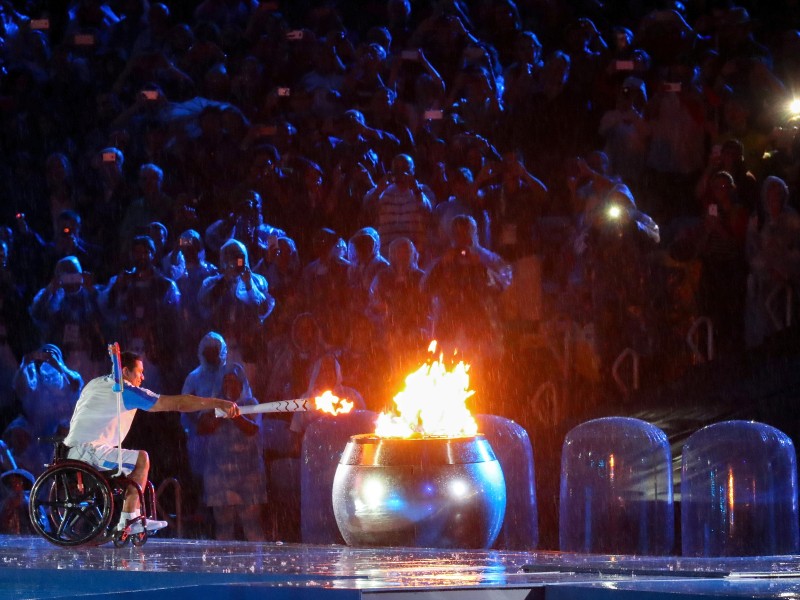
375, 342, 478, 438
314, 391, 354, 416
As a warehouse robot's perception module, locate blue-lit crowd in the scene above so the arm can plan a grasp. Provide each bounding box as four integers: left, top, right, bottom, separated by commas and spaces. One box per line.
0, 0, 799, 543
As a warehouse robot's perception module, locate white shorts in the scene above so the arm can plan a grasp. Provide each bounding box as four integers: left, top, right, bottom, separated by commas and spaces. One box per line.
67, 443, 140, 475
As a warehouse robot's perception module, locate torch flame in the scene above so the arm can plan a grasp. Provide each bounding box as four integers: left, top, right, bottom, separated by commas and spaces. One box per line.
375, 342, 478, 438
314, 391, 354, 416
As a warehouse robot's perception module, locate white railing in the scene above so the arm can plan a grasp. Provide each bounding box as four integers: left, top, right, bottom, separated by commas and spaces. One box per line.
155, 478, 183, 538
687, 316, 715, 363
612, 347, 640, 396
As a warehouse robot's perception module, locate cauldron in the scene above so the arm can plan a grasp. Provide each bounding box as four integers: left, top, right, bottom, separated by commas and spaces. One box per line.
332, 434, 506, 548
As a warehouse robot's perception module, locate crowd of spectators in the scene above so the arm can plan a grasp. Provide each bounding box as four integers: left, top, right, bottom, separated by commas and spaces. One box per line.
1, 0, 800, 542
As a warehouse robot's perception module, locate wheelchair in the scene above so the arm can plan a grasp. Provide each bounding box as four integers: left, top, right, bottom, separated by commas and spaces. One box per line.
28, 440, 158, 547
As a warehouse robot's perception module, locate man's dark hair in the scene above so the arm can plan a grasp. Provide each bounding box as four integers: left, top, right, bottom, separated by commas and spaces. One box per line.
121, 351, 141, 371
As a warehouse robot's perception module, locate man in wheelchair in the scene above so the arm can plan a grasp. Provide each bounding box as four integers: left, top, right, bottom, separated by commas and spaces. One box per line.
63, 350, 240, 534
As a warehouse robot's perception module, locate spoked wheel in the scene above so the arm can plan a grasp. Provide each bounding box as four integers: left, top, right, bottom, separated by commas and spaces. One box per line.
29, 461, 115, 547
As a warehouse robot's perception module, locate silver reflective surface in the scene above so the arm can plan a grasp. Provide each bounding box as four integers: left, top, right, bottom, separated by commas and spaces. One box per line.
332, 436, 506, 548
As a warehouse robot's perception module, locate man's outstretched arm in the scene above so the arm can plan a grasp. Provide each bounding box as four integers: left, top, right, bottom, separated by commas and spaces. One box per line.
150, 394, 239, 417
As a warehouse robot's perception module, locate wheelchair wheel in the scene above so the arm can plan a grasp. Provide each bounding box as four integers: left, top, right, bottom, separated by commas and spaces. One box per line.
29, 461, 115, 547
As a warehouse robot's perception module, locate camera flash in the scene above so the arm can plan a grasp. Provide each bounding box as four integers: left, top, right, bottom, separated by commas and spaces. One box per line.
607, 205, 623, 220
789, 98, 800, 116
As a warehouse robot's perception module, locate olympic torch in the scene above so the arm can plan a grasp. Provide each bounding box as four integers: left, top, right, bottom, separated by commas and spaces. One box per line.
215, 390, 354, 418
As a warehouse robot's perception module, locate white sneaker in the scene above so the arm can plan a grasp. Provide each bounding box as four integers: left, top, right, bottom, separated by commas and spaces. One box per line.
117, 518, 168, 534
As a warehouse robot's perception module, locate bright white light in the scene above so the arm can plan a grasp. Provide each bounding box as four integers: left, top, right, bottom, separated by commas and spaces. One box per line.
606, 205, 623, 220
790, 98, 800, 115
449, 479, 468, 498
362, 478, 385, 507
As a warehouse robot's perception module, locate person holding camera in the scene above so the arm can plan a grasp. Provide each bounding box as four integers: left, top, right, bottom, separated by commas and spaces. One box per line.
30, 256, 105, 381
3, 344, 82, 476
598, 77, 650, 196
81, 147, 134, 266
674, 171, 749, 351
205, 190, 285, 263
163, 230, 220, 367
370, 153, 433, 259
43, 210, 101, 277
474, 151, 548, 261
423, 214, 510, 367
102, 235, 181, 391
198, 239, 273, 393
745, 176, 800, 347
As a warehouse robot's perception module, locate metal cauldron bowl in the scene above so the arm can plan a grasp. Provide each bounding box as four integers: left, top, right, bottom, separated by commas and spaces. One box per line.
332, 434, 506, 548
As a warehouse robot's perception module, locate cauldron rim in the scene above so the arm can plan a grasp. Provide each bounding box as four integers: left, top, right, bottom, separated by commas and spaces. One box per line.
339, 433, 497, 466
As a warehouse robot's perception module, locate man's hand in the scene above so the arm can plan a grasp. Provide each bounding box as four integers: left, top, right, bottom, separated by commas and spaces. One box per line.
215, 399, 240, 419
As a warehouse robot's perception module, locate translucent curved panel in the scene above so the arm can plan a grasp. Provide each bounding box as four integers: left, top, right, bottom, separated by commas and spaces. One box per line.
681, 420, 799, 557
560, 417, 674, 554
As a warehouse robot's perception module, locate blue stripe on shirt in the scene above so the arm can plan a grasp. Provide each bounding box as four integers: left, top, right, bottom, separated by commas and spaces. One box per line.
101, 459, 137, 471
122, 385, 159, 410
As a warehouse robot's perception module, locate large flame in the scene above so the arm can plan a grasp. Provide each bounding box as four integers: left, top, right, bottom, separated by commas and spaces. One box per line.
314, 391, 354, 416
375, 342, 478, 438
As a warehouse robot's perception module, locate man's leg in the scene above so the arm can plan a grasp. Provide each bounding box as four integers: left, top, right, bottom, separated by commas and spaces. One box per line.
117, 450, 168, 532
122, 450, 149, 514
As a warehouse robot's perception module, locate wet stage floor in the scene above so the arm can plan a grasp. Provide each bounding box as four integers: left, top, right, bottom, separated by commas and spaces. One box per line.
3, 535, 800, 599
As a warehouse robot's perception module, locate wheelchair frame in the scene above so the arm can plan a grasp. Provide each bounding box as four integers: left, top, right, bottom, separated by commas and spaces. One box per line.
28, 442, 157, 547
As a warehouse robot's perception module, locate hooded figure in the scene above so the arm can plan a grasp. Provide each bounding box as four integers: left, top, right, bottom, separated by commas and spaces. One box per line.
182, 332, 229, 397
30, 256, 105, 380
198, 239, 274, 382
347, 227, 390, 313
0, 467, 35, 534
2, 344, 82, 475
197, 362, 266, 541
181, 331, 229, 477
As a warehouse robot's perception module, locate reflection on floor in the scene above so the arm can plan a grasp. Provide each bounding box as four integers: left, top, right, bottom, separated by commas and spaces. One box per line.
2, 535, 800, 599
